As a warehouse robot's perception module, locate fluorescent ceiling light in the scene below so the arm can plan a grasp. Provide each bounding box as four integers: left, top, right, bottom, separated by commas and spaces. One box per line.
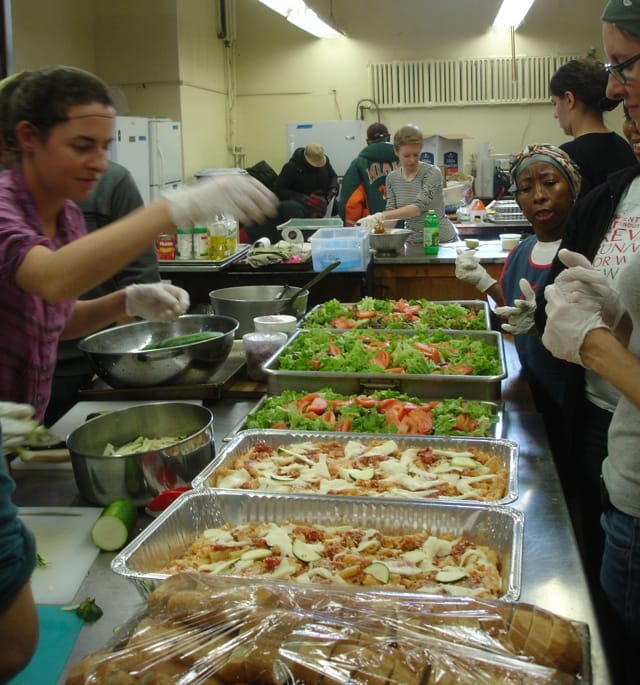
493, 0, 535, 31
257, 0, 341, 38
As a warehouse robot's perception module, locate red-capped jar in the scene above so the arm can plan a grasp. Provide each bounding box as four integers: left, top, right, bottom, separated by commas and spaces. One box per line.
156, 233, 176, 260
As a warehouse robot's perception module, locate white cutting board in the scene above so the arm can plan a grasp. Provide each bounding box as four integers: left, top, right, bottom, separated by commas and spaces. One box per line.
20, 507, 102, 605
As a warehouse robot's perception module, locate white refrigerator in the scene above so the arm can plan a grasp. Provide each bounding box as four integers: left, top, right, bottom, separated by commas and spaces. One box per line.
109, 116, 183, 205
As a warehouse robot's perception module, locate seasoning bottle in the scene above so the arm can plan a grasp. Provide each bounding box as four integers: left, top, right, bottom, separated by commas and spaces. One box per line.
156, 233, 176, 260
176, 228, 193, 259
193, 226, 208, 259
423, 210, 440, 255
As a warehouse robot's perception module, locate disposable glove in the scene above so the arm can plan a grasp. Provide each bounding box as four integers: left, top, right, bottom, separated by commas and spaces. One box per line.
165, 175, 278, 228
125, 283, 190, 322
554, 248, 626, 329
356, 212, 385, 229
495, 278, 538, 335
542, 281, 608, 366
455, 249, 497, 293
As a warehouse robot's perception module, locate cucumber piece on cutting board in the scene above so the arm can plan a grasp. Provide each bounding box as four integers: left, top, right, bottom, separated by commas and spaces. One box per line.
91, 498, 137, 551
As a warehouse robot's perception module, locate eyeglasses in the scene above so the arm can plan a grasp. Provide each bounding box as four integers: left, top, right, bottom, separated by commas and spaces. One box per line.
605, 52, 640, 85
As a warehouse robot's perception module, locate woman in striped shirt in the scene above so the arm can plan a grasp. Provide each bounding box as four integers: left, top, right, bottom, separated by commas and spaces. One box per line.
357, 124, 457, 244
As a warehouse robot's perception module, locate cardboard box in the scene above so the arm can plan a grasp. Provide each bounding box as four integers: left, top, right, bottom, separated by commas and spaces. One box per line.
420, 135, 468, 177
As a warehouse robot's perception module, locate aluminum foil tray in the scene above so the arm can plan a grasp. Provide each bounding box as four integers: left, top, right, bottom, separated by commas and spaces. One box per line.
225, 395, 505, 440
192, 429, 518, 505
263, 329, 507, 401
111, 489, 523, 601
300, 299, 492, 331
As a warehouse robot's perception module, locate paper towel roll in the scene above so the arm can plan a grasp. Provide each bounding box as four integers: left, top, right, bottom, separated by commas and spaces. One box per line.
281, 227, 304, 246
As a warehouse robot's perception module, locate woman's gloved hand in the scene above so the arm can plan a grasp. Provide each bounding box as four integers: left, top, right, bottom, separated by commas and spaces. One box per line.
356, 212, 385, 229
125, 283, 190, 322
554, 248, 626, 328
165, 175, 278, 228
494, 278, 538, 335
542, 280, 608, 366
455, 249, 497, 293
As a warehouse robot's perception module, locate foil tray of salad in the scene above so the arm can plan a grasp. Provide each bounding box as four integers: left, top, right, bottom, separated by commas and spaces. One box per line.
300, 298, 491, 331
262, 328, 506, 401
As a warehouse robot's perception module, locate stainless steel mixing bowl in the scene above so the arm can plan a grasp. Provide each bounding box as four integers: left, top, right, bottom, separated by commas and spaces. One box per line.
369, 228, 412, 254
209, 285, 309, 337
78, 314, 238, 388
66, 402, 215, 506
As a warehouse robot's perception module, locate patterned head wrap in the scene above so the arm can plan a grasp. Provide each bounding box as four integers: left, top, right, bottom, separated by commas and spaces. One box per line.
602, 0, 640, 39
509, 144, 582, 202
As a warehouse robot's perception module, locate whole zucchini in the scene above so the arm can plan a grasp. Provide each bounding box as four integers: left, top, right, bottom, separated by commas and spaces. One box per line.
142, 331, 222, 351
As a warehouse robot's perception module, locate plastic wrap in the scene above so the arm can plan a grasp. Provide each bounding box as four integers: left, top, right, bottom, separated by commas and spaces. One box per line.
66, 573, 587, 684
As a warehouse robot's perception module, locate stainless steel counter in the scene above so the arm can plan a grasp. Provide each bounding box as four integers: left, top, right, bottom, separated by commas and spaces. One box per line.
373, 238, 511, 265
10, 364, 612, 683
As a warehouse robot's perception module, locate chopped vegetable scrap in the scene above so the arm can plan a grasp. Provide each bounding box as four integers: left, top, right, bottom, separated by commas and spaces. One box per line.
103, 435, 185, 456
246, 389, 498, 437
303, 297, 487, 330
36, 552, 49, 568
63, 597, 104, 623
277, 329, 502, 376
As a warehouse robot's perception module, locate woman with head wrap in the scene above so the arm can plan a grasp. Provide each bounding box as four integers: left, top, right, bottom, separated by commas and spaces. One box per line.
537, 3, 640, 681
550, 57, 637, 198
456, 144, 581, 472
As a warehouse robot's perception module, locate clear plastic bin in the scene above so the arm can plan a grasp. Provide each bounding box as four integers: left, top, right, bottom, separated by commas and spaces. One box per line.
309, 227, 371, 272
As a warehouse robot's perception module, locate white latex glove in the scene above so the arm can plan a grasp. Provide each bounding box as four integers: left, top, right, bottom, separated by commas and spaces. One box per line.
495, 278, 537, 335
356, 212, 385, 229
542, 281, 608, 366
455, 249, 497, 293
165, 175, 278, 228
554, 248, 626, 329
125, 283, 190, 322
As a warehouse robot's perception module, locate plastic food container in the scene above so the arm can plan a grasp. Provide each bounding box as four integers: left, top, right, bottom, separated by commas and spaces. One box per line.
242, 331, 288, 381
253, 314, 298, 335
309, 227, 371, 272
500, 233, 521, 251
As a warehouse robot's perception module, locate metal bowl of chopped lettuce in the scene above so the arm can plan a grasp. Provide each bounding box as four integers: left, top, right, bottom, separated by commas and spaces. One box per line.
67, 402, 215, 506
78, 314, 239, 388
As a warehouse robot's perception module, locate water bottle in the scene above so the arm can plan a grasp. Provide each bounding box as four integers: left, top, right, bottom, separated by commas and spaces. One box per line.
423, 210, 440, 255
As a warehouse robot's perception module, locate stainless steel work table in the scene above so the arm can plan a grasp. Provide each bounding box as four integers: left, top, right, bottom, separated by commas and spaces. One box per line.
9, 343, 612, 684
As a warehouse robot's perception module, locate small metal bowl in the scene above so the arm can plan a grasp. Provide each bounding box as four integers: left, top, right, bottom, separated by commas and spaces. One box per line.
66, 402, 215, 506
369, 228, 412, 254
78, 314, 238, 388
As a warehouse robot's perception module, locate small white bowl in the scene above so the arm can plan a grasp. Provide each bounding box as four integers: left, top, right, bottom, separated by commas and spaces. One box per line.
500, 233, 521, 251
253, 314, 298, 335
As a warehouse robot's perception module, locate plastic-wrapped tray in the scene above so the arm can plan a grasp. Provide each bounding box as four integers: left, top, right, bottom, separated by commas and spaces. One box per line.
300, 299, 492, 331
263, 329, 507, 401
225, 393, 505, 439
111, 489, 523, 601
194, 430, 518, 505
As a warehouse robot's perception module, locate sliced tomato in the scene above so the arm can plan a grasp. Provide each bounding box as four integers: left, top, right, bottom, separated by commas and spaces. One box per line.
453, 413, 471, 431
332, 316, 357, 329
331, 399, 353, 409
310, 359, 321, 370
335, 417, 353, 432
307, 396, 328, 414
327, 343, 342, 357
450, 363, 474, 375
378, 398, 405, 412
296, 392, 320, 413
414, 342, 441, 363
386, 367, 407, 374
355, 396, 377, 408
271, 421, 288, 429
356, 310, 376, 319
371, 349, 391, 369
400, 408, 434, 435
321, 410, 336, 426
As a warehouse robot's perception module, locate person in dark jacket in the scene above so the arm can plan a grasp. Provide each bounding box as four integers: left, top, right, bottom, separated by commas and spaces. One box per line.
273, 144, 339, 219
338, 122, 399, 226
549, 57, 637, 198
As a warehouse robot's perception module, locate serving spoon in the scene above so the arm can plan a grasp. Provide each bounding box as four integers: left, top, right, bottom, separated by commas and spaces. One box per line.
277, 260, 341, 312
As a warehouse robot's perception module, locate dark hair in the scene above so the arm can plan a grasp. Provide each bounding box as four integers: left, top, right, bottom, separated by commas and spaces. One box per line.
7, 66, 113, 142
549, 58, 616, 112
0, 72, 31, 149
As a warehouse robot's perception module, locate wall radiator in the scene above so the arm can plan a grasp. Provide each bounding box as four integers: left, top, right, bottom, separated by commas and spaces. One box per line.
368, 55, 582, 108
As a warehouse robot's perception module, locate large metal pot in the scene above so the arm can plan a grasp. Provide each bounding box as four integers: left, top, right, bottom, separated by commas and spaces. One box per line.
209, 285, 309, 337
66, 402, 214, 506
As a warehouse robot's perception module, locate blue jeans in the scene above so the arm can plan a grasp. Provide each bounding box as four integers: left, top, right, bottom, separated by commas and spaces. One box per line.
600, 508, 640, 641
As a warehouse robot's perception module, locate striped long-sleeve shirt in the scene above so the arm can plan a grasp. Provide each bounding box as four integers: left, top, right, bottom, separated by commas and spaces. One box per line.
385, 163, 457, 244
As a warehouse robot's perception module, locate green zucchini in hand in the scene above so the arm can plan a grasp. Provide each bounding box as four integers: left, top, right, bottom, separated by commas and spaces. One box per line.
142, 331, 223, 351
